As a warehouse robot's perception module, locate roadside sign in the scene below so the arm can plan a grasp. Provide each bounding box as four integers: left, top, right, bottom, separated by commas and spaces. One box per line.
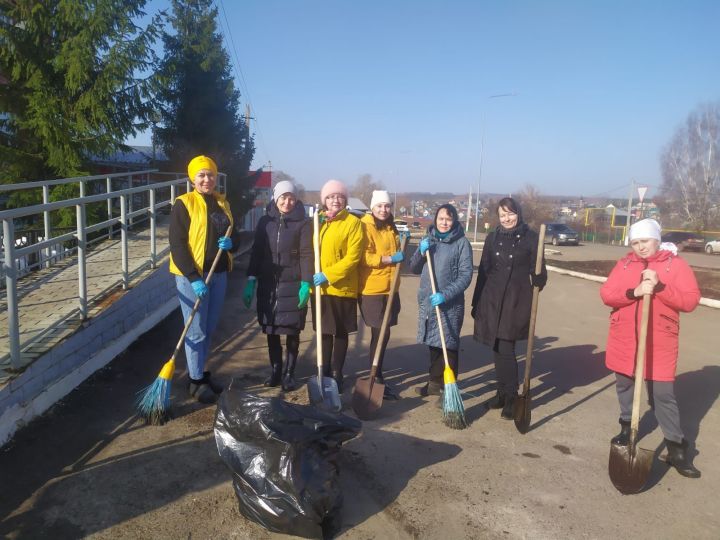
637, 185, 648, 203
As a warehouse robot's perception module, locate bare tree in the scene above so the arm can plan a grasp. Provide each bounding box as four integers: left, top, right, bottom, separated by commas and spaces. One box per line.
661, 102, 720, 231
516, 184, 554, 229
351, 174, 385, 207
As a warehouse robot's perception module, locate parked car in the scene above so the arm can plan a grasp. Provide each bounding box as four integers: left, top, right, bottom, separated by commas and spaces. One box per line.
704, 239, 720, 255
394, 219, 409, 233
660, 231, 705, 252
544, 223, 580, 246
411, 221, 422, 229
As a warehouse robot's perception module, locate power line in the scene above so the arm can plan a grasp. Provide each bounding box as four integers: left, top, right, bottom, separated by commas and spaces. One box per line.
216, 0, 272, 165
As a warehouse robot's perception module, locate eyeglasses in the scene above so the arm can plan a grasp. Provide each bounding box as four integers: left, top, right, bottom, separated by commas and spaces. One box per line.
326, 194, 346, 201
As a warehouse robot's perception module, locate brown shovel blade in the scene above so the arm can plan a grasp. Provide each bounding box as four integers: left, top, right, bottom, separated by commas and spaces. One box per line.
513, 392, 531, 434
351, 376, 384, 420
608, 442, 654, 494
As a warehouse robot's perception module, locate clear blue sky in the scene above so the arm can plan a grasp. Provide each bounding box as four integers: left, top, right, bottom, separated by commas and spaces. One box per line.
130, 0, 720, 199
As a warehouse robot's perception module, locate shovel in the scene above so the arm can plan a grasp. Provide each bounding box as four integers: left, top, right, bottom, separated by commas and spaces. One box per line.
608, 292, 654, 494
352, 234, 408, 419
513, 224, 546, 433
307, 206, 342, 412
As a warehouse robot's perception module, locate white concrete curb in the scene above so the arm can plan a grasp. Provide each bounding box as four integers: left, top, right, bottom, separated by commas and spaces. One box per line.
546, 264, 720, 309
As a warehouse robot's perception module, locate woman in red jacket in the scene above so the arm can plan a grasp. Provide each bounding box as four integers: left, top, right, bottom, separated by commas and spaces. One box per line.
600, 218, 701, 478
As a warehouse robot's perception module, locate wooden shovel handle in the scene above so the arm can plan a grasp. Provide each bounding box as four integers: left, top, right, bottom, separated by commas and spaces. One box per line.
630, 293, 652, 437
370, 234, 408, 374
313, 207, 323, 373
425, 249, 451, 369
520, 224, 546, 392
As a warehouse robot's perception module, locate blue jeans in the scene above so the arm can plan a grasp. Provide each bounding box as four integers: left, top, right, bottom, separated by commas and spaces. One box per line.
175, 272, 227, 380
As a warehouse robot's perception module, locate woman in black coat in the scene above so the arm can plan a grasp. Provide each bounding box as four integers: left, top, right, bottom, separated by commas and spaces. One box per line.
471, 197, 547, 419
244, 181, 313, 390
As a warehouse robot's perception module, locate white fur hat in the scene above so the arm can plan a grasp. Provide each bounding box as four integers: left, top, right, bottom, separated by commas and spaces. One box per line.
629, 218, 661, 241
370, 190, 391, 209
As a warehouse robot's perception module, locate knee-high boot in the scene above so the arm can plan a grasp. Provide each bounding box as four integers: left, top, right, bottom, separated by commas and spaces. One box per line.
282, 336, 299, 391
264, 336, 283, 387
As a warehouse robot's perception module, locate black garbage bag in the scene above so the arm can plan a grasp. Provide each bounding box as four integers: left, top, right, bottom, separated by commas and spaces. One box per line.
214, 385, 362, 539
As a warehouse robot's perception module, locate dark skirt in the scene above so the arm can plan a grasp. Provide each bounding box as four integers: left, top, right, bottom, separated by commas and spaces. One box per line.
311, 295, 358, 335
359, 293, 400, 328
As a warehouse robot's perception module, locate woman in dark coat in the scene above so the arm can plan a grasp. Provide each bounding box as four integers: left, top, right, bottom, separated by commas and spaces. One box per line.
471, 197, 547, 419
244, 181, 313, 390
410, 204, 473, 398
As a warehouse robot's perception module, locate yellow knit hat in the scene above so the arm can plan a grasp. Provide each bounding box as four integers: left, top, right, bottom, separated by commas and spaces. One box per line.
187, 155, 218, 182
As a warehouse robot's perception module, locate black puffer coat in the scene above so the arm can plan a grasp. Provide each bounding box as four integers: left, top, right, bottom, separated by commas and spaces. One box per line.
247, 201, 313, 334
471, 223, 547, 345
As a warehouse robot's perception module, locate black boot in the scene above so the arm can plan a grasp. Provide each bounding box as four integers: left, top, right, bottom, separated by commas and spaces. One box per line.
188, 377, 218, 404
282, 349, 298, 391
501, 393, 516, 420
611, 419, 631, 446
331, 371, 344, 394
487, 391, 505, 410
264, 345, 283, 387
415, 380, 443, 397
664, 439, 701, 478
203, 371, 224, 395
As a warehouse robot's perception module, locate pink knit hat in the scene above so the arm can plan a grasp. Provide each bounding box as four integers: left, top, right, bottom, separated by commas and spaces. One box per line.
320, 179, 348, 205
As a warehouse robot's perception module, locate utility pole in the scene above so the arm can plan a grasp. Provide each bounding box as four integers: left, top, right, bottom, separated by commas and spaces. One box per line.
473, 136, 484, 242
466, 185, 472, 232
623, 179, 634, 246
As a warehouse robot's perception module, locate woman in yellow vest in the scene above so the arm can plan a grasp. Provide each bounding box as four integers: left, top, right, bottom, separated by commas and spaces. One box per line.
169, 155, 239, 404
313, 179, 365, 392
358, 190, 405, 400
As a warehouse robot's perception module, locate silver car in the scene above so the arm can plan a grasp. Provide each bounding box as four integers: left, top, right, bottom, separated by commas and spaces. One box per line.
706, 239, 720, 254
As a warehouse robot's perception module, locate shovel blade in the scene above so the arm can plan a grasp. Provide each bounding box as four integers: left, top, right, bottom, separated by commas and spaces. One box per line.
307, 375, 342, 412
513, 392, 531, 434
608, 442, 654, 494
352, 376, 384, 420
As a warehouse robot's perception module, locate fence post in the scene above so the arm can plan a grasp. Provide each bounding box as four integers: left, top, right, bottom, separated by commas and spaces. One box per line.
120, 194, 129, 289
128, 174, 134, 228
106, 177, 113, 240
149, 188, 157, 268
3, 219, 22, 369
170, 183, 177, 204
76, 202, 88, 319
42, 185, 51, 268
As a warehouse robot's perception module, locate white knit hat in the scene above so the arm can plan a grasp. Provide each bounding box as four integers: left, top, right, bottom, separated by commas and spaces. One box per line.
370, 190, 391, 210
273, 180, 296, 202
629, 218, 661, 241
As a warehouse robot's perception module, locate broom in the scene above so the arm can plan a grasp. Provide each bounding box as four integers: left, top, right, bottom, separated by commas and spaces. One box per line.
425, 249, 468, 429
137, 223, 233, 425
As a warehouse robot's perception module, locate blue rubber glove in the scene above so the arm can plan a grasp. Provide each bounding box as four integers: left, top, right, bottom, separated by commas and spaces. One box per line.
430, 292, 445, 306
242, 279, 257, 308
217, 236, 232, 251
313, 272, 328, 286
191, 279, 209, 299
298, 281, 311, 308
390, 251, 404, 263
419, 238, 431, 255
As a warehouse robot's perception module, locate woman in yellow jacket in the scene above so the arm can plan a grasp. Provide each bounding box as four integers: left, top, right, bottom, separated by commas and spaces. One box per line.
358, 190, 404, 400
312, 179, 365, 392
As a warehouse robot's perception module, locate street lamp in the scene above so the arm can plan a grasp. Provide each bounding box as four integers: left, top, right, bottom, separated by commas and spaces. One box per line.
473, 93, 516, 241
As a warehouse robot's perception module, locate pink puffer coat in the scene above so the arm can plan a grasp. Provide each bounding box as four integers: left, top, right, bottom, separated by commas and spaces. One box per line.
600, 249, 700, 381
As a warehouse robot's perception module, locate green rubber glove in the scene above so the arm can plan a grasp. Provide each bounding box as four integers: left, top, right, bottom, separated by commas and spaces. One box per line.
298, 281, 311, 308
243, 279, 257, 308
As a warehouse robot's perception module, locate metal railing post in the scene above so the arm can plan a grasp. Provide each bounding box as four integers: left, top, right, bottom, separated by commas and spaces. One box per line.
106, 177, 113, 240
42, 185, 51, 268
3, 219, 22, 368
128, 175, 134, 228
76, 202, 88, 319
170, 184, 177, 204
149, 188, 157, 268
120, 194, 129, 289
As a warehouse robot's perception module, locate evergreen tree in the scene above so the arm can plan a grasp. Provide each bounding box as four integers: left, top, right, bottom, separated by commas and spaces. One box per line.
155, 0, 255, 218
0, 0, 160, 186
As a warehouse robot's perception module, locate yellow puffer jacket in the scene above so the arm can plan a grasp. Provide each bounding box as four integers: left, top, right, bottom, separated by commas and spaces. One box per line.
359, 213, 400, 295
317, 209, 365, 298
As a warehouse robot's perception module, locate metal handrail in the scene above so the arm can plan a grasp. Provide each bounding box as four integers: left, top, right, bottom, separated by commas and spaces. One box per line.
1, 171, 227, 369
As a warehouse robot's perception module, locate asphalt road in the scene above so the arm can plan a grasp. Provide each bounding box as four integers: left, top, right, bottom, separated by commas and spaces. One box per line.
1, 241, 718, 539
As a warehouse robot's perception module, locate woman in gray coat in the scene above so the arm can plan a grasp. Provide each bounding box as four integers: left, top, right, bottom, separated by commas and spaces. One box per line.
409, 204, 474, 397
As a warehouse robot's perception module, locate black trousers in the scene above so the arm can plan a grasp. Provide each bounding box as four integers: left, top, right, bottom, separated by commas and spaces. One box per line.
428, 346, 459, 385
493, 338, 518, 396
